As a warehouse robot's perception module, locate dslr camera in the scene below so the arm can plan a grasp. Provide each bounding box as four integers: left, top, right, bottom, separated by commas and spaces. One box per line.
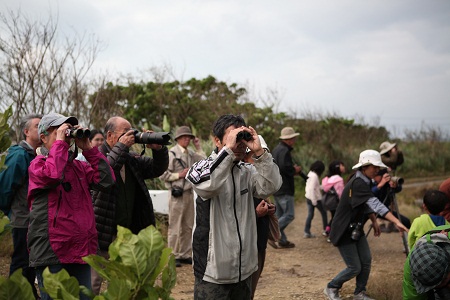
132, 129, 172, 145
66, 128, 91, 139
349, 222, 362, 241
236, 131, 252, 142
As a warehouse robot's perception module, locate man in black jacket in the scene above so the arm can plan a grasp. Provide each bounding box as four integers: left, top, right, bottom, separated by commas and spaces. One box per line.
91, 116, 169, 294
271, 127, 302, 248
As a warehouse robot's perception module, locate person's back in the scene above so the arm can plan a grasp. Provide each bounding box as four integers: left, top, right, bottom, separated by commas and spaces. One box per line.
408, 190, 449, 250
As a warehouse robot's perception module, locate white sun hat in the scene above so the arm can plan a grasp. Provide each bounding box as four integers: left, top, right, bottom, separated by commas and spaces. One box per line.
352, 149, 388, 170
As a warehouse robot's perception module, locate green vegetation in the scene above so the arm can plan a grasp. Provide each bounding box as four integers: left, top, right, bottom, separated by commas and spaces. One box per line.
0, 225, 176, 300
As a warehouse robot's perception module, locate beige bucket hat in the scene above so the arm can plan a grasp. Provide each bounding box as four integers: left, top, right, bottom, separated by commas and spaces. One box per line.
379, 141, 396, 155
279, 127, 300, 140
174, 126, 195, 140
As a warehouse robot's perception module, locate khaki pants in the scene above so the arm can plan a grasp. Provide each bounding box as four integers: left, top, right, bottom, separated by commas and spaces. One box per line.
168, 189, 195, 260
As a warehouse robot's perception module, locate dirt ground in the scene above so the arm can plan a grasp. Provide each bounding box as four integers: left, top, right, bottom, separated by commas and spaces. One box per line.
0, 198, 421, 300
170, 200, 409, 300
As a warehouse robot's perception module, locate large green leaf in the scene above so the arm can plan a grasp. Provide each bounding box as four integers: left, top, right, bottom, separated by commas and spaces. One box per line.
0, 213, 9, 233
83, 255, 137, 284
102, 278, 133, 299
0, 269, 34, 300
42, 268, 79, 300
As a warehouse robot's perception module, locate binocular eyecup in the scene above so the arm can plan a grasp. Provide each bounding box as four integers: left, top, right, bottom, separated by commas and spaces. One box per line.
66, 128, 91, 139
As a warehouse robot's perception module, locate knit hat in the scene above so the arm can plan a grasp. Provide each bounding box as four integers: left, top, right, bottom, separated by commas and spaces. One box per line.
410, 242, 450, 294
38, 113, 78, 135
279, 127, 300, 140
352, 150, 388, 170
174, 126, 195, 140
379, 141, 396, 155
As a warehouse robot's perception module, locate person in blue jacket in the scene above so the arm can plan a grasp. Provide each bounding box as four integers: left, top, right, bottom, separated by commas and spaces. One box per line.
0, 114, 42, 299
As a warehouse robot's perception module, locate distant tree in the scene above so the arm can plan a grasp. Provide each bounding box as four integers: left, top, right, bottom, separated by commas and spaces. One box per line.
0, 9, 102, 141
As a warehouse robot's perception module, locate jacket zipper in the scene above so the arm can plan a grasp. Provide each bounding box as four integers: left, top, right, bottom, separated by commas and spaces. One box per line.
53, 190, 62, 228
231, 165, 242, 282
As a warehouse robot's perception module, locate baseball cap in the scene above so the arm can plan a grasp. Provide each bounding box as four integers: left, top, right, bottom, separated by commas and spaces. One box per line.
410, 242, 450, 294
38, 113, 78, 135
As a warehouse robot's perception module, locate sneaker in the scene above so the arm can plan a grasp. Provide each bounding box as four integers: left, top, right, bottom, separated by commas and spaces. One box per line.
267, 239, 279, 249
322, 230, 329, 237
175, 259, 182, 267
178, 257, 193, 265
324, 287, 341, 300
278, 240, 295, 248
327, 237, 331, 243
353, 291, 374, 300
304, 233, 316, 238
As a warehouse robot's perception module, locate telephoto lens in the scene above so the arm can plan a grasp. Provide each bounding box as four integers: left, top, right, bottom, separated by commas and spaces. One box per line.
133, 130, 172, 145
236, 131, 252, 142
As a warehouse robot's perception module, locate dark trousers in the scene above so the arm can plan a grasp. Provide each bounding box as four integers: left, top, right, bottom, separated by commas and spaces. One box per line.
10, 227, 39, 299
194, 276, 252, 300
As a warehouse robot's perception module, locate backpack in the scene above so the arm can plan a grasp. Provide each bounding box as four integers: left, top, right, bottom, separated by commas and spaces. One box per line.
322, 187, 339, 211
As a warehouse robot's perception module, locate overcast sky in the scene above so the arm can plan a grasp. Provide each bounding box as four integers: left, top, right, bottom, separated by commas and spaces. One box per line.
2, 0, 450, 138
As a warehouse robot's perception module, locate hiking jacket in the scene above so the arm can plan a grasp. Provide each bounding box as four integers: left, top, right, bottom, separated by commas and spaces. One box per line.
0, 141, 35, 227
272, 142, 296, 196
27, 141, 115, 267
186, 147, 282, 284
322, 175, 345, 199
92, 142, 168, 250
329, 171, 389, 246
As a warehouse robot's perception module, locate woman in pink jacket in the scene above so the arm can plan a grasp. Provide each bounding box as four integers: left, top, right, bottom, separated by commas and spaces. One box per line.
321, 160, 346, 238
27, 113, 115, 300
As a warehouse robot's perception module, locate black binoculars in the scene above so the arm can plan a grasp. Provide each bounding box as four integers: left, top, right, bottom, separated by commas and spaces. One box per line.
236, 131, 252, 142
66, 128, 91, 139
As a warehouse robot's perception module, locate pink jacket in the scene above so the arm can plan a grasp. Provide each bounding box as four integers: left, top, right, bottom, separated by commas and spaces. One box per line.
27, 141, 115, 267
322, 175, 344, 199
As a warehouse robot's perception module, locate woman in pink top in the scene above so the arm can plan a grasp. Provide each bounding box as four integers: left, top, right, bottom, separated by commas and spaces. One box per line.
321, 160, 346, 237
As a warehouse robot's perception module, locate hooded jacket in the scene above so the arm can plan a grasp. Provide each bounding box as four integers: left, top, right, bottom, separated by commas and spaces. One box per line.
322, 175, 345, 199
27, 141, 115, 267
186, 147, 282, 284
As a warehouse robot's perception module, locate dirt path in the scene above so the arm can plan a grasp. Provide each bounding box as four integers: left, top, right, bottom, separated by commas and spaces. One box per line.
171, 200, 409, 300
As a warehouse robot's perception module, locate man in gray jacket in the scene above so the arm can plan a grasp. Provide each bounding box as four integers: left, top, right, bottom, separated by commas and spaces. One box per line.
186, 114, 282, 300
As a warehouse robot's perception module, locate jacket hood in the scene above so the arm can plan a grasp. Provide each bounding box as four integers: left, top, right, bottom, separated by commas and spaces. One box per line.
322, 175, 341, 189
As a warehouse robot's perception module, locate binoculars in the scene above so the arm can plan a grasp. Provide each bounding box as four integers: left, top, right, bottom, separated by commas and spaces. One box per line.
66, 128, 91, 139
236, 131, 252, 142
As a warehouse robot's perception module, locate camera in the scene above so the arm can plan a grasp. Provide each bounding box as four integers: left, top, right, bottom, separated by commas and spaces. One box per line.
391, 176, 404, 185
66, 128, 91, 139
236, 131, 252, 142
349, 222, 362, 241
133, 130, 171, 145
